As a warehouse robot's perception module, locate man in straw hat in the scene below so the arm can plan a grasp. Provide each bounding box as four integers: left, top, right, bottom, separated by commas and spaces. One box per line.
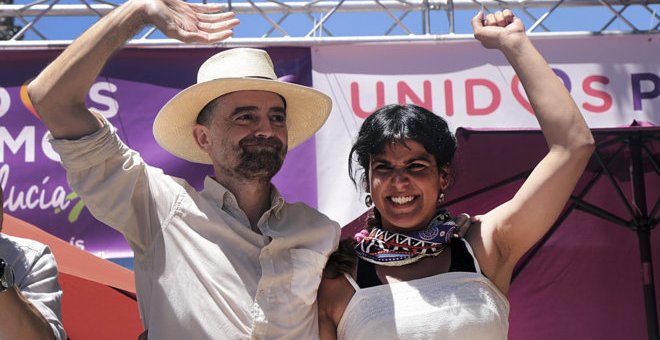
27, 0, 340, 338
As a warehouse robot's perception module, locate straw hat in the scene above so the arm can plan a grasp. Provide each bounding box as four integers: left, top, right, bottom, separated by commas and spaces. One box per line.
153, 48, 332, 164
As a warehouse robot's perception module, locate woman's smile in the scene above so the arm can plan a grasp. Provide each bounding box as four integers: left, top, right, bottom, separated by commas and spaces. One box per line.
389, 195, 416, 205
369, 140, 448, 232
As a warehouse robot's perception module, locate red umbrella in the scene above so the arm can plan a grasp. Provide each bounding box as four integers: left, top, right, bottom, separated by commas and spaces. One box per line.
2, 214, 143, 339
342, 122, 659, 340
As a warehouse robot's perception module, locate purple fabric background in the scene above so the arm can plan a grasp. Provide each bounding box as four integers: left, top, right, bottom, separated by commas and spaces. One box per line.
0, 47, 317, 257
341, 126, 659, 340
450, 127, 660, 340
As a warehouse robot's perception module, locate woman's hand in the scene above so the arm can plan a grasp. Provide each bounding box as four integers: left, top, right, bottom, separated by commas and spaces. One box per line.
471, 9, 525, 51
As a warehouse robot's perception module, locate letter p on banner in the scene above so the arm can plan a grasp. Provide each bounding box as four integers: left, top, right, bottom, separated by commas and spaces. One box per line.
631, 73, 660, 111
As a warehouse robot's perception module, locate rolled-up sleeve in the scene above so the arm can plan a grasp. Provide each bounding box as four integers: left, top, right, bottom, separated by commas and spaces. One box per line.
18, 246, 66, 340
49, 122, 184, 254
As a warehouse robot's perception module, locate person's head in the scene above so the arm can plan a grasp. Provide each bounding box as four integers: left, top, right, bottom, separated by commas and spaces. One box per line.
192, 90, 288, 182
152, 48, 332, 181
349, 104, 456, 232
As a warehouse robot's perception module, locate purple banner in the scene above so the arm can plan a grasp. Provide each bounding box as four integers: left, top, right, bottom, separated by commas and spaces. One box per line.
0, 47, 317, 258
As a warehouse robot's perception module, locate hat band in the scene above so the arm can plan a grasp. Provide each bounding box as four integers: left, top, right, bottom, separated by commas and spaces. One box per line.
245, 75, 276, 80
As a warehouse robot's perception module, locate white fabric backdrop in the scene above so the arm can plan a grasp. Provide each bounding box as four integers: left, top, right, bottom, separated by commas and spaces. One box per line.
312, 34, 660, 226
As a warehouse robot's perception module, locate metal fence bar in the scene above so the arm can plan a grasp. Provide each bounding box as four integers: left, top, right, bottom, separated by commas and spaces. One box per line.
376, 0, 413, 35
526, 0, 563, 33
0, 0, 657, 46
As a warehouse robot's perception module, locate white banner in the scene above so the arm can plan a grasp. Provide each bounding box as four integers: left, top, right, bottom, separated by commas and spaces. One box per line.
312, 34, 660, 226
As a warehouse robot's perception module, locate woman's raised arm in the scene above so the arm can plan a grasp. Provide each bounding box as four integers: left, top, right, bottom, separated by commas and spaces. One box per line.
468, 10, 595, 294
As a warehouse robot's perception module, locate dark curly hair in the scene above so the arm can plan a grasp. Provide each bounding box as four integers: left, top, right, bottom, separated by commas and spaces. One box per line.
325, 104, 458, 278
348, 104, 457, 192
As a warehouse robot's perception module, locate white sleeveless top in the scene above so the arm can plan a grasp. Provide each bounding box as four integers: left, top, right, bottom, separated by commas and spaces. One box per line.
337, 239, 509, 340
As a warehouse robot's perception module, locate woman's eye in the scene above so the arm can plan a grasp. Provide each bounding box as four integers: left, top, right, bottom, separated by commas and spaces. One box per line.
408, 163, 427, 171
373, 164, 391, 171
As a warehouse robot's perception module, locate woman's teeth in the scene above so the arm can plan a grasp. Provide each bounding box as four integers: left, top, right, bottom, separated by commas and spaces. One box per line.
390, 196, 414, 205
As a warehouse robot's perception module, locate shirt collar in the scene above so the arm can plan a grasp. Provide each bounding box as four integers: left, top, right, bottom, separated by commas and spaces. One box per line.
202, 176, 230, 207
202, 176, 285, 219
269, 186, 285, 219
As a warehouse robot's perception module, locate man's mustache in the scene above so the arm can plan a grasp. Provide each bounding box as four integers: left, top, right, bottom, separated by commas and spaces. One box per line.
239, 136, 284, 150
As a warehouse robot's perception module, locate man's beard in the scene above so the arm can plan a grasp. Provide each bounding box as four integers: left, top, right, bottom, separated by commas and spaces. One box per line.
234, 136, 286, 181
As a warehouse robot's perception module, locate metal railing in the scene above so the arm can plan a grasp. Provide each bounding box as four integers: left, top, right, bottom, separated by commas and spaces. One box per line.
0, 0, 658, 47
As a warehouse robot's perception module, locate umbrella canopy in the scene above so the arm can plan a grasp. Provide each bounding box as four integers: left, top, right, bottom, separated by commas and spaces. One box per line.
342, 123, 659, 340
2, 214, 143, 339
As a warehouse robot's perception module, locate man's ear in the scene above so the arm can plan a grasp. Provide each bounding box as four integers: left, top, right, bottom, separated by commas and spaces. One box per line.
192, 124, 211, 152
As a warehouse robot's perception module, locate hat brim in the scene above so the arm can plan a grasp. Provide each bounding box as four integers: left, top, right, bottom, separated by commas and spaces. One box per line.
153, 78, 332, 164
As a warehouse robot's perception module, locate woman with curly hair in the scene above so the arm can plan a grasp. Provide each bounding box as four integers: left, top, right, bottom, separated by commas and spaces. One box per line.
318, 9, 595, 340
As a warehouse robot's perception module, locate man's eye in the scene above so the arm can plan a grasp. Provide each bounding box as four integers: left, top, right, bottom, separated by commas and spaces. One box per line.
271, 115, 286, 123
237, 114, 254, 121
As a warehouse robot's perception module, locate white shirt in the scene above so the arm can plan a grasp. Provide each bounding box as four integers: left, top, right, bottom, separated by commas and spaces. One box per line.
0, 234, 66, 340
50, 123, 340, 339
338, 239, 509, 339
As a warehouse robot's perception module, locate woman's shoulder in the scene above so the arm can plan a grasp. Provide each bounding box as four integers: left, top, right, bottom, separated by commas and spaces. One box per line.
319, 241, 359, 333
464, 218, 512, 294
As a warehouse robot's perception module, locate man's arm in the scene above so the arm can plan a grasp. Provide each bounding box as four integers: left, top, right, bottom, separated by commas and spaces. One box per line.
0, 287, 57, 340
27, 0, 238, 139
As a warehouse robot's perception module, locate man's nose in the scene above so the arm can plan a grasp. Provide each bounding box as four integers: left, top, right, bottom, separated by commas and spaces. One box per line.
254, 117, 274, 138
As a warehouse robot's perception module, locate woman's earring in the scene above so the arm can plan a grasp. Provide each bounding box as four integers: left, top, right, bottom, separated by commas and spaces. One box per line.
437, 192, 445, 204
365, 194, 373, 207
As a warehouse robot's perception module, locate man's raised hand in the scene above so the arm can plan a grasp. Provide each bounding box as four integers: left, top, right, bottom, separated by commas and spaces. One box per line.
141, 0, 240, 43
